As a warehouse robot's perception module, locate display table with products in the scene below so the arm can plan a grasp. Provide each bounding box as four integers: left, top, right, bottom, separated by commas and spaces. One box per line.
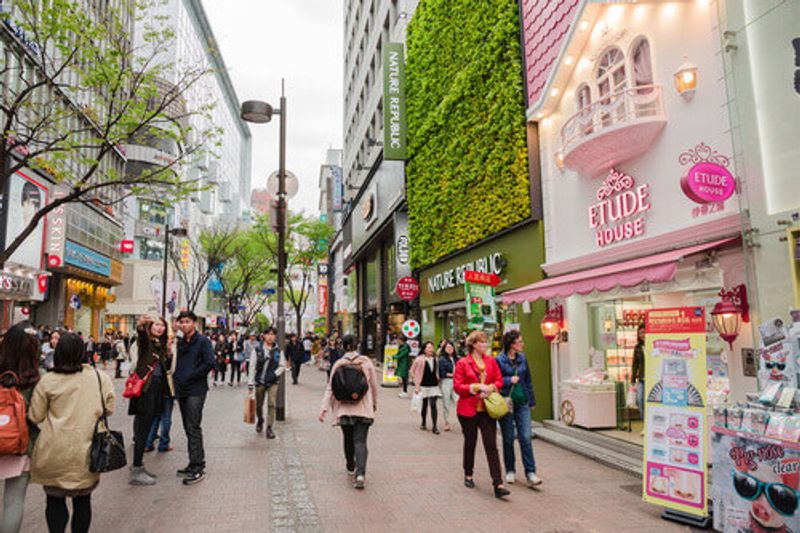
560, 369, 618, 429
710, 311, 800, 533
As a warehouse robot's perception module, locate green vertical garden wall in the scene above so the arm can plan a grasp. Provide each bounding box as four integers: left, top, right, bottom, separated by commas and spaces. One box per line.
406, 0, 530, 269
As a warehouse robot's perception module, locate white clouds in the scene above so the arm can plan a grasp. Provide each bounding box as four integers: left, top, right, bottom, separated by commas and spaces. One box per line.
202, 0, 343, 216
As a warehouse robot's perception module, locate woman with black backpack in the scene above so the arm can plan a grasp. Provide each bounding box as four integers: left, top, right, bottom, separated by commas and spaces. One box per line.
318, 335, 377, 490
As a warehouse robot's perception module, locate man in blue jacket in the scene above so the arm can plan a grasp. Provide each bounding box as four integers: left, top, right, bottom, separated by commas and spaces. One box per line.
174, 310, 216, 485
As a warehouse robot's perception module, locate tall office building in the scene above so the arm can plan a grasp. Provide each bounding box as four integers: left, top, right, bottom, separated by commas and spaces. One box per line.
106, 0, 252, 331
332, 0, 418, 355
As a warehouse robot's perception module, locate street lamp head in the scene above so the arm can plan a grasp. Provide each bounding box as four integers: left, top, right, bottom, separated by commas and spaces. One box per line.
241, 100, 274, 123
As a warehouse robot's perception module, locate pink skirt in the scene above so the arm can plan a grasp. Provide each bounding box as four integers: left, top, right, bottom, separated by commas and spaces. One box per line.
0, 455, 30, 480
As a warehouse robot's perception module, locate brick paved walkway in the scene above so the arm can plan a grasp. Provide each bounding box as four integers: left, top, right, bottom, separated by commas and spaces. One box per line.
8, 365, 692, 532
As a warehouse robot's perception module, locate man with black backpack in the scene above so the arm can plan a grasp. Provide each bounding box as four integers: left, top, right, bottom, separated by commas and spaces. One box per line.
319, 334, 377, 490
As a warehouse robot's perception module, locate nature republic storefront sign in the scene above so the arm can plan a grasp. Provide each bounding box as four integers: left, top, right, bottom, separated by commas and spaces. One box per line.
382, 42, 407, 160
427, 253, 505, 294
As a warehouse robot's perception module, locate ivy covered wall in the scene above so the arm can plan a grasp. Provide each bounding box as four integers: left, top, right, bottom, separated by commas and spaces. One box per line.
406, 0, 531, 268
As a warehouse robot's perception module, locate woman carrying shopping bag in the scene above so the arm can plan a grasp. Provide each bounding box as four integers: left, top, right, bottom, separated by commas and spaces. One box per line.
411, 341, 441, 434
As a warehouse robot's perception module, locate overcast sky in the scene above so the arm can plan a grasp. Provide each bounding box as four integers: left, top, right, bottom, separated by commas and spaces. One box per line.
203, 0, 343, 216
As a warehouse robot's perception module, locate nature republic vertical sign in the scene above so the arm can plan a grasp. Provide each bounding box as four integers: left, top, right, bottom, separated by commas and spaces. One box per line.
383, 42, 407, 160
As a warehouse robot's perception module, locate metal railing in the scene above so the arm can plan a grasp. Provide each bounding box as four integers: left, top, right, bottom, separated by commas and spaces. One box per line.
560, 85, 665, 157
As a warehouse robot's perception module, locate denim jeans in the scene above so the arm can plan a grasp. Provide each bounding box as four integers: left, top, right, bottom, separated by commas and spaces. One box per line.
178, 394, 207, 471
145, 397, 174, 450
636, 380, 645, 417
499, 405, 536, 475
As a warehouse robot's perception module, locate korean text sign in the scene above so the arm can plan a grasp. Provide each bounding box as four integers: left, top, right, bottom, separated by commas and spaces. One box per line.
642, 307, 708, 517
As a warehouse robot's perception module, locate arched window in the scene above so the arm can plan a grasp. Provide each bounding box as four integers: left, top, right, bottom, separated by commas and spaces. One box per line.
576, 83, 593, 135
596, 47, 627, 126
631, 38, 657, 116
632, 38, 653, 92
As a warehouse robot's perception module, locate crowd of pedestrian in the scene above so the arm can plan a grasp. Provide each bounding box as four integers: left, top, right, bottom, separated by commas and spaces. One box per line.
388, 329, 543, 497
0, 312, 544, 529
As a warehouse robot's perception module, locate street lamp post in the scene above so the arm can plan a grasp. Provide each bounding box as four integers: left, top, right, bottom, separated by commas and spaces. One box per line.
241, 81, 288, 421
161, 222, 187, 318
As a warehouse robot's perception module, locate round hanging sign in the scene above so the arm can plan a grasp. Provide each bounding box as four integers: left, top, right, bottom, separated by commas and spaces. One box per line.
680, 162, 736, 204
394, 276, 419, 301
401, 319, 420, 339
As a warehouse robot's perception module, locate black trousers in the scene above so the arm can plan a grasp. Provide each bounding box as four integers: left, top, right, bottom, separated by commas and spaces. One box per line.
291, 360, 302, 383
421, 397, 438, 429
46, 494, 91, 533
458, 412, 502, 486
401, 377, 408, 393
213, 362, 227, 382
132, 413, 154, 467
178, 394, 207, 471
229, 361, 242, 384
341, 422, 370, 476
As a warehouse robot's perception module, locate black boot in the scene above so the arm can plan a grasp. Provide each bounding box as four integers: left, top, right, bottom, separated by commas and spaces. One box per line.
256, 419, 263, 433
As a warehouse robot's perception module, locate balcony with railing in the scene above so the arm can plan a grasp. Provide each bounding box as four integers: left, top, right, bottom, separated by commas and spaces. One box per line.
559, 85, 667, 177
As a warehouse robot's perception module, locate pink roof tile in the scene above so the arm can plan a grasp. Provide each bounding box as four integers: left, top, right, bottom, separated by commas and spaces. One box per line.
521, 0, 581, 109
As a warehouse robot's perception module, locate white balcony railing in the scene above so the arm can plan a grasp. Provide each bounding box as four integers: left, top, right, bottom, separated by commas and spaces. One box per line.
559, 85, 667, 176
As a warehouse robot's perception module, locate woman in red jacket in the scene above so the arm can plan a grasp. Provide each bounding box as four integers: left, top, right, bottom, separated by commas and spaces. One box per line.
453, 330, 510, 499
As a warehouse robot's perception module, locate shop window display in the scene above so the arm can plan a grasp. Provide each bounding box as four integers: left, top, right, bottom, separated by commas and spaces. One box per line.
589, 297, 652, 383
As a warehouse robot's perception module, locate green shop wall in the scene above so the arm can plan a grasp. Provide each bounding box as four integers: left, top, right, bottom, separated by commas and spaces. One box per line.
406, 0, 531, 269
418, 221, 552, 421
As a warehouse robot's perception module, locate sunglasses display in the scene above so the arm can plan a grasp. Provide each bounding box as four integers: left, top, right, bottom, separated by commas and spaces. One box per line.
732, 470, 799, 517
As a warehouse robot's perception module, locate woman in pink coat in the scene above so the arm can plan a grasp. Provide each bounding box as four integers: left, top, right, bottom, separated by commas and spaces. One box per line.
319, 334, 378, 490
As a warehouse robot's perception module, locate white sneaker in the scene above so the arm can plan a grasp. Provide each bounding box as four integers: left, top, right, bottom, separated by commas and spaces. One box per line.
398, 392, 408, 398
354, 475, 365, 489
527, 473, 543, 487
505, 471, 516, 484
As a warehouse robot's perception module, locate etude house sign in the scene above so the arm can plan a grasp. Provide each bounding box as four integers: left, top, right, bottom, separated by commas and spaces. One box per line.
427, 253, 505, 293
588, 169, 651, 248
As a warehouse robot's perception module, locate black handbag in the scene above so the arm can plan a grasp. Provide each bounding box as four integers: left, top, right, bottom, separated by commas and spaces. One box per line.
89, 369, 127, 473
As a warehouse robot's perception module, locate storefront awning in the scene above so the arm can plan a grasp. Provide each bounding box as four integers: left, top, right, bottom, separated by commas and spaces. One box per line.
501, 238, 739, 304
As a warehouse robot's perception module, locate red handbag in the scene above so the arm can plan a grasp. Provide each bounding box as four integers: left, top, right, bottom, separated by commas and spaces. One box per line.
122, 364, 155, 399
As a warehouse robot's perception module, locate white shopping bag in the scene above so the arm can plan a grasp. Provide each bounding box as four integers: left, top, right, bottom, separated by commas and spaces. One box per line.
410, 392, 422, 413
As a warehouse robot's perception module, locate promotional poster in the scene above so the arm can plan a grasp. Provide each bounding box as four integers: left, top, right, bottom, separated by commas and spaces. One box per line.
712, 428, 800, 533
643, 307, 708, 516
463, 271, 499, 331
382, 344, 399, 387
5, 171, 47, 270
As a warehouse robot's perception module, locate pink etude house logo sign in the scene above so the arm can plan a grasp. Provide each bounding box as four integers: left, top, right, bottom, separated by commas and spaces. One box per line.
588, 169, 651, 247
679, 142, 736, 204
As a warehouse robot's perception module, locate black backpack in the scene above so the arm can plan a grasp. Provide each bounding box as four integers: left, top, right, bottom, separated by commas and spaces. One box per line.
331, 357, 369, 403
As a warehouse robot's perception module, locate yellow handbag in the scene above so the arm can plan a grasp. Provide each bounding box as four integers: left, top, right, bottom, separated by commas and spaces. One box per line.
484, 391, 509, 419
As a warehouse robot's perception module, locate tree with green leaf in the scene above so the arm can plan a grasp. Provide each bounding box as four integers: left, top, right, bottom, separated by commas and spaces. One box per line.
214, 221, 276, 328
0, 0, 219, 266
169, 225, 237, 313
255, 213, 333, 334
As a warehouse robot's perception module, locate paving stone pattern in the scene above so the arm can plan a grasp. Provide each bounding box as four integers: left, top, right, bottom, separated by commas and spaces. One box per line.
5, 364, 694, 532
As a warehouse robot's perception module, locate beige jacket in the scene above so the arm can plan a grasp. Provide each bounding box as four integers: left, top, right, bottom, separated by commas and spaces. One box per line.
28, 365, 116, 490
